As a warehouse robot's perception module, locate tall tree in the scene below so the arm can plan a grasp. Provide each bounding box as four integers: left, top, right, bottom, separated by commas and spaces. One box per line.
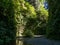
0, 0, 21, 45
46, 0, 60, 40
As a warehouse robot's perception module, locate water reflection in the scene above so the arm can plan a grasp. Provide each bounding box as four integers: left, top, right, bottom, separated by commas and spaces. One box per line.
16, 37, 23, 45
17, 37, 33, 45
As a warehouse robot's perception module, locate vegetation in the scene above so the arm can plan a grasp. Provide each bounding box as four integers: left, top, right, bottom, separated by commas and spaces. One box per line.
46, 0, 60, 40
0, 0, 22, 45
22, 29, 34, 38
0, 0, 60, 45
0, 0, 17, 45
24, 0, 48, 35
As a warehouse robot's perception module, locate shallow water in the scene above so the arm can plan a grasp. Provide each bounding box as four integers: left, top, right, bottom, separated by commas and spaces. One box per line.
17, 37, 60, 45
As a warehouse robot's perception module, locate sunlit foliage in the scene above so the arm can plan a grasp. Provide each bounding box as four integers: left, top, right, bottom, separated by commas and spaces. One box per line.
23, 0, 48, 35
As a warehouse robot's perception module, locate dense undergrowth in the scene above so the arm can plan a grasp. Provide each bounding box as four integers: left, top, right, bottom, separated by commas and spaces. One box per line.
46, 0, 60, 40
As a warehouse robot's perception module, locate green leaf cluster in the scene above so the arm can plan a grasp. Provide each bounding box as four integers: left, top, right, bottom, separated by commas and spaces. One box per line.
46, 0, 60, 40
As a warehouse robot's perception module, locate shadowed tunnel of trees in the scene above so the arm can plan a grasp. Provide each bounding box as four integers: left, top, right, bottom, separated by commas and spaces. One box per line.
0, 0, 60, 45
